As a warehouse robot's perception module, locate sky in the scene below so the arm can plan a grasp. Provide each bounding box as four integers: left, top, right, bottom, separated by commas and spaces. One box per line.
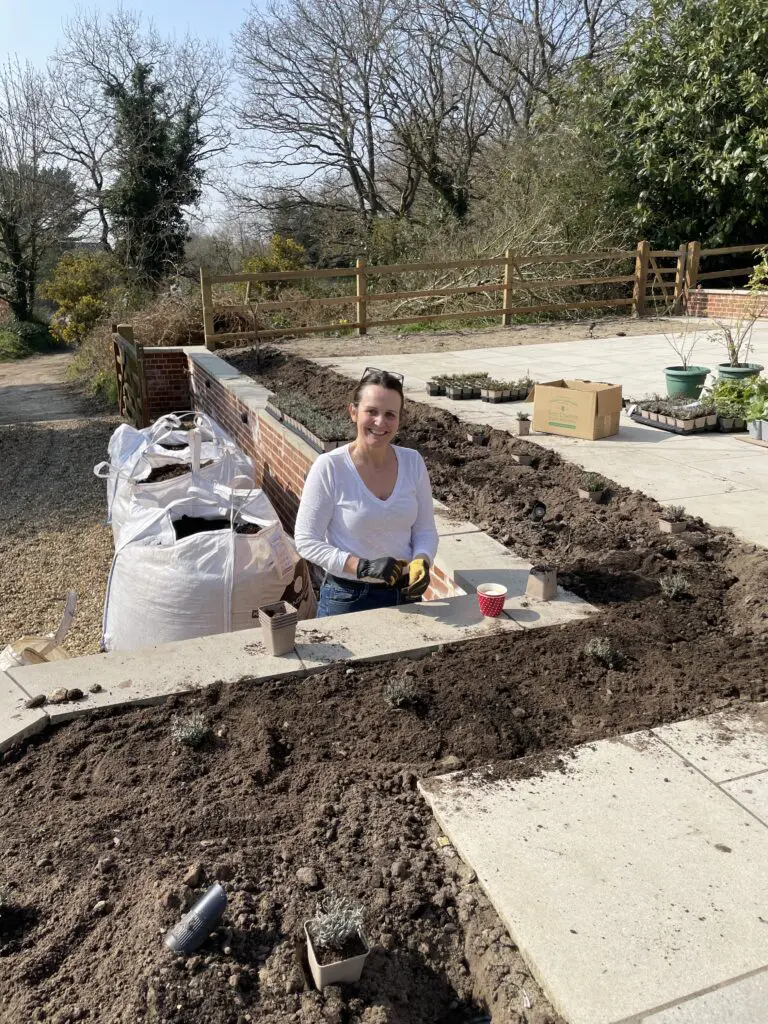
0, 0, 256, 68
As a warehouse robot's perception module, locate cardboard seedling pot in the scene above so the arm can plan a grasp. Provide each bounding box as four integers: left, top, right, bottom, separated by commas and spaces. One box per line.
258, 601, 298, 656
304, 923, 370, 989
515, 420, 531, 436
526, 567, 557, 601
659, 519, 686, 534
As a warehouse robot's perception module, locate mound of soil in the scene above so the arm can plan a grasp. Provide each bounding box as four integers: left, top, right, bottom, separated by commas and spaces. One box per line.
4, 346, 768, 1024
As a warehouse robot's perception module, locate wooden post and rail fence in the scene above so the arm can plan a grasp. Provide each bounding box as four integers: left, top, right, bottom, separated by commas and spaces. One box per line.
193, 239, 765, 350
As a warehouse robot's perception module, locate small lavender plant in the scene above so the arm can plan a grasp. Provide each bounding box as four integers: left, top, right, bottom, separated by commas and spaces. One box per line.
309, 893, 365, 953
171, 712, 211, 748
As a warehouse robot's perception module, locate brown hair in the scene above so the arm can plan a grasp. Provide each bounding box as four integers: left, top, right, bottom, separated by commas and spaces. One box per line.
351, 369, 405, 410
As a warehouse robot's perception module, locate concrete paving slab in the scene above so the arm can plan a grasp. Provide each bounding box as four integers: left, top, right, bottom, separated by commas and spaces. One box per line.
721, 771, 768, 827
419, 732, 768, 1024
503, 591, 594, 629
0, 670, 48, 752
7, 629, 305, 724
432, 511, 482, 537
653, 705, 768, 783
433, 532, 533, 596
639, 967, 768, 1023
672, 489, 768, 547
296, 595, 523, 671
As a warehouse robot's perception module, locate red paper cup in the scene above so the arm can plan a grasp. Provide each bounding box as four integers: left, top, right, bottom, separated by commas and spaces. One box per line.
477, 583, 508, 618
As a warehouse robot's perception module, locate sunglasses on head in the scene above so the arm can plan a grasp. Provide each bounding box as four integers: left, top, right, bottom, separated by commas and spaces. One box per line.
359, 366, 405, 385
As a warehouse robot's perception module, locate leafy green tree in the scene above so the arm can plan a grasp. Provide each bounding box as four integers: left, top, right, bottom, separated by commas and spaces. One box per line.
104, 64, 203, 286
40, 251, 126, 345
580, 0, 768, 247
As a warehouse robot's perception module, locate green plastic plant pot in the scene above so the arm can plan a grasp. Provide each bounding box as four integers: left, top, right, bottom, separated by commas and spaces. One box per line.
663, 366, 710, 399
716, 362, 764, 381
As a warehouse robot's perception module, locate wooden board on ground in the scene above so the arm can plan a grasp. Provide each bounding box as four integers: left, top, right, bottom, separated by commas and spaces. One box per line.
734, 435, 768, 450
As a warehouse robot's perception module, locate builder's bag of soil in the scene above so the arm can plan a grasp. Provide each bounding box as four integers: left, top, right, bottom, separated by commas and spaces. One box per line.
101, 482, 316, 651
94, 411, 254, 547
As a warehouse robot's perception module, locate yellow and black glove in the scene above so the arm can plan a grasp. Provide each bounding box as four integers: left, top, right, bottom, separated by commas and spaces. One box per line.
357, 557, 407, 587
404, 557, 430, 599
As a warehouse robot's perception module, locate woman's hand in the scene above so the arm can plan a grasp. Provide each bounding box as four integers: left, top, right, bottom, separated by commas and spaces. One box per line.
356, 557, 406, 587
404, 557, 430, 598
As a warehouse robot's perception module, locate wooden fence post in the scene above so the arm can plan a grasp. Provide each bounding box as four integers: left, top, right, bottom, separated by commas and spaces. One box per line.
200, 267, 216, 350
356, 257, 367, 336
672, 243, 688, 314
683, 241, 701, 311
632, 240, 650, 317
502, 249, 513, 326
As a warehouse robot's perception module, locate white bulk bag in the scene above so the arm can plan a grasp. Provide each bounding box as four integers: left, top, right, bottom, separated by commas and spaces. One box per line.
95, 413, 253, 546
102, 486, 315, 651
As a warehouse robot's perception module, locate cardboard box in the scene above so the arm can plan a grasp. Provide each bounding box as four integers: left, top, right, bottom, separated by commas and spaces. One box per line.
532, 379, 622, 440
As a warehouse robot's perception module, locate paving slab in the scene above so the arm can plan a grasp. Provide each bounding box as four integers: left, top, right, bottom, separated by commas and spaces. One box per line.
295, 595, 523, 671
434, 531, 533, 596
722, 770, 768, 826
0, 670, 48, 752
639, 967, 768, 1023
653, 704, 768, 783
7, 629, 305, 724
419, 731, 768, 1024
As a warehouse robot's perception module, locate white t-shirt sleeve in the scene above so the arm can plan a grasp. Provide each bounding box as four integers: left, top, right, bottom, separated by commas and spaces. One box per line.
411, 453, 439, 564
294, 456, 351, 577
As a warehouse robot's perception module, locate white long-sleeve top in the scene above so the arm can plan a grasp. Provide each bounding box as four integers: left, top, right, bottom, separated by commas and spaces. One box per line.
294, 444, 439, 580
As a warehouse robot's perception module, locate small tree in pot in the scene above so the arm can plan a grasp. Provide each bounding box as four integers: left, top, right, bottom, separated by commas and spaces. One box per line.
662, 318, 710, 399
708, 313, 763, 380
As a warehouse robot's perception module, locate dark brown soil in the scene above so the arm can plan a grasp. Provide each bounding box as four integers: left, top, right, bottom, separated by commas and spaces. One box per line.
3, 346, 768, 1024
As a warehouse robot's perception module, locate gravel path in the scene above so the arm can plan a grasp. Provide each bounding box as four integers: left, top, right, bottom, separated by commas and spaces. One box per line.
0, 353, 117, 655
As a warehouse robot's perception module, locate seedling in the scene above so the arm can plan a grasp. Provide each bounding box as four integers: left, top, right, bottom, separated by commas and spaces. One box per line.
309, 893, 365, 954
516, 410, 529, 421
171, 712, 211, 748
580, 472, 607, 493
384, 677, 420, 710
660, 572, 690, 600
584, 637, 624, 669
661, 505, 686, 522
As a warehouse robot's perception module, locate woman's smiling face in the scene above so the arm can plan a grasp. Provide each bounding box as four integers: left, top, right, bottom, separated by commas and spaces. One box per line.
350, 383, 402, 448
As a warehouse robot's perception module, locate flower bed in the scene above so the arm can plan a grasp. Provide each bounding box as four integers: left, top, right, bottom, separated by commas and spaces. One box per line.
266, 391, 352, 453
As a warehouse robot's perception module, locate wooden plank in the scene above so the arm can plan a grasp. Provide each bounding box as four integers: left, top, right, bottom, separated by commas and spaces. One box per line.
633, 240, 650, 317
648, 249, 681, 257
502, 249, 514, 327
211, 268, 358, 283
366, 257, 506, 274
367, 297, 632, 329
673, 242, 688, 314
699, 244, 764, 257
225, 295, 356, 313
510, 249, 633, 267
696, 266, 755, 281
356, 257, 367, 337
734, 435, 768, 450
684, 240, 701, 304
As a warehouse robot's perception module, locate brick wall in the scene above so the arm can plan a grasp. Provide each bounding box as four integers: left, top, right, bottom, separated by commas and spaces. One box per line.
144, 348, 191, 420
183, 348, 460, 601
686, 288, 768, 319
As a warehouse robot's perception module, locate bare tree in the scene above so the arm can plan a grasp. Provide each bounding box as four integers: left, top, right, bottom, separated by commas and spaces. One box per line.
47, 6, 231, 251
0, 60, 84, 320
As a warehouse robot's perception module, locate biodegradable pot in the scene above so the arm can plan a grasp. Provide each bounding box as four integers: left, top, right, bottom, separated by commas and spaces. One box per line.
659, 518, 686, 534
488, 389, 504, 404
446, 386, 463, 400
480, 388, 491, 402
578, 488, 603, 503
526, 567, 557, 602
467, 430, 488, 446
716, 362, 764, 381
694, 416, 707, 430
676, 418, 695, 433
502, 388, 511, 401
426, 381, 442, 396
515, 419, 531, 436
304, 923, 370, 990
748, 420, 762, 440
646, 411, 658, 422
258, 601, 298, 656
706, 414, 718, 427
664, 365, 710, 399
512, 453, 533, 466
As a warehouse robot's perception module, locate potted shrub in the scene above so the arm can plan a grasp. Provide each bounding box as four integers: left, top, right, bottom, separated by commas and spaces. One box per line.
662, 317, 710, 399
717, 400, 740, 431
659, 504, 687, 534
525, 563, 557, 601
746, 396, 767, 440
578, 472, 607, 502
515, 410, 531, 436
708, 314, 763, 380
304, 893, 370, 990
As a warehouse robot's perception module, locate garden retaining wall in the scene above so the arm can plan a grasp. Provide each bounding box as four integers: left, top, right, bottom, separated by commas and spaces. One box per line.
687, 288, 768, 319
143, 348, 191, 420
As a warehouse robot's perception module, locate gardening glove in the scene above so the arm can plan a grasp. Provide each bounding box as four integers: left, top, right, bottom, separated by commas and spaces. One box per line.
356, 556, 407, 587
404, 557, 430, 599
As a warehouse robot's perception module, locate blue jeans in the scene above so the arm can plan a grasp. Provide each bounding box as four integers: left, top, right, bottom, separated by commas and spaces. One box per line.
317, 576, 417, 617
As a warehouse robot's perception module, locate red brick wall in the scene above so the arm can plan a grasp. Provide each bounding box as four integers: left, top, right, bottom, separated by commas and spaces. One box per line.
144, 348, 191, 420
184, 350, 461, 600
686, 288, 768, 319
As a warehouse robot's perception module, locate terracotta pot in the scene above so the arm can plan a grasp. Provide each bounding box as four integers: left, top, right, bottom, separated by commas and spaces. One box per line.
659, 519, 686, 534
304, 923, 370, 990
526, 567, 557, 602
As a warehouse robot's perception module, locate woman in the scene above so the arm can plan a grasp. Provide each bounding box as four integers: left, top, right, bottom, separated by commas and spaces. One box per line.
294, 368, 438, 617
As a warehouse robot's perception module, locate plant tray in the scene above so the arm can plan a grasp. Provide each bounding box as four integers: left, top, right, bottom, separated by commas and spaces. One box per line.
629, 412, 720, 435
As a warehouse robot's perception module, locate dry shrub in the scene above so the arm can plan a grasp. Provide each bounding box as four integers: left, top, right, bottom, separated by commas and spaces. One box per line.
130, 291, 206, 347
